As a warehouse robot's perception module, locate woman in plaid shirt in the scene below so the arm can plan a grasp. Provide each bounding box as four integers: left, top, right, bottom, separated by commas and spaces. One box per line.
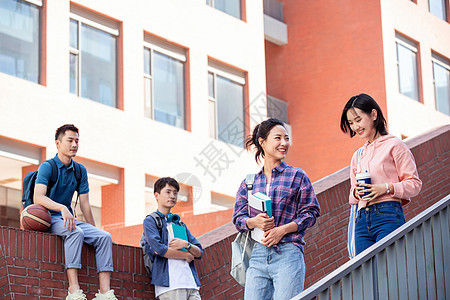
232, 118, 321, 300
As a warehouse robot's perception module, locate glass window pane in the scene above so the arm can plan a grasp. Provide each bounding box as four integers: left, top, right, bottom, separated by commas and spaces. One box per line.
209, 100, 216, 138
267, 95, 289, 124
70, 19, 78, 49
144, 47, 151, 76
214, 0, 241, 19
433, 62, 450, 115
153, 51, 185, 129
70, 53, 78, 95
429, 0, 447, 20
0, 0, 40, 83
397, 43, 419, 101
208, 72, 214, 98
144, 77, 152, 118
216, 75, 244, 147
80, 23, 117, 107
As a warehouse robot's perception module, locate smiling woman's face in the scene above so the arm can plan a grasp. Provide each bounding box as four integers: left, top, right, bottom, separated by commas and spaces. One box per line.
346, 107, 378, 142
259, 125, 290, 162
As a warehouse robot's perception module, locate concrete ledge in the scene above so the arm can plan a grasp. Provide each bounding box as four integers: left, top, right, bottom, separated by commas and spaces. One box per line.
264, 14, 288, 45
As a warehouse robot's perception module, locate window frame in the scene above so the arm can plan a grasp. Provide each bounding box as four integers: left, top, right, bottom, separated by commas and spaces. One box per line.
69, 8, 120, 108
207, 63, 246, 146
395, 33, 422, 102
0, 0, 43, 84
428, 0, 448, 21
431, 51, 450, 115
143, 36, 187, 129
206, 0, 246, 21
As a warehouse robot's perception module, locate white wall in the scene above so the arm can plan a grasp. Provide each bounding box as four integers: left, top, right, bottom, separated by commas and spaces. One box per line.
380, 0, 450, 138
0, 0, 267, 226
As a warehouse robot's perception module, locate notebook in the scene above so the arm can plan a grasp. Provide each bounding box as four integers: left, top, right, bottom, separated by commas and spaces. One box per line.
168, 223, 189, 252
248, 192, 272, 243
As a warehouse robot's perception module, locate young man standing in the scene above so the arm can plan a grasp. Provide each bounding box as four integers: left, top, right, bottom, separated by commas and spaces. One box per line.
34, 124, 117, 300
143, 177, 203, 300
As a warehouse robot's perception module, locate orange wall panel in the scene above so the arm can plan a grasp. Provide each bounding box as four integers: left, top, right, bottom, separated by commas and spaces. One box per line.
266, 0, 387, 181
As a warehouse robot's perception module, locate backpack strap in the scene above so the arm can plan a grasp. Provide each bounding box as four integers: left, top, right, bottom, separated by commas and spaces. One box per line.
149, 212, 163, 233
356, 147, 364, 164
245, 174, 256, 191
141, 212, 163, 250
46, 158, 59, 196
71, 160, 83, 217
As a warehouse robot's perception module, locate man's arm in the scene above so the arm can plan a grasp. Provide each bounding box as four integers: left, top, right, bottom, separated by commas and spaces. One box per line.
34, 184, 76, 231
164, 247, 195, 262
78, 193, 95, 226
168, 238, 201, 258
143, 217, 195, 263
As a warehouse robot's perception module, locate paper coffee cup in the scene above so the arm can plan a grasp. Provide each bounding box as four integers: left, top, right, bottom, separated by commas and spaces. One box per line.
356, 173, 371, 197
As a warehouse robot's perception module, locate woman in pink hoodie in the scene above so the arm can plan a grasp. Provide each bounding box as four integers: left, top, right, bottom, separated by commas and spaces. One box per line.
340, 93, 422, 255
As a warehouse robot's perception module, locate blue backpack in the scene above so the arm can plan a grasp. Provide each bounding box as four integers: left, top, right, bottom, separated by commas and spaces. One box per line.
22, 158, 82, 211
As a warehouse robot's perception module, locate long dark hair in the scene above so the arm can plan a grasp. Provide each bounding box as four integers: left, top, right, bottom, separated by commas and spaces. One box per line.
245, 118, 285, 163
340, 93, 388, 138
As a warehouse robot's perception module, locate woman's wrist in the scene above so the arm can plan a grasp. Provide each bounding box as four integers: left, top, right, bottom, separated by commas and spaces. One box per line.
245, 217, 255, 230
389, 183, 395, 195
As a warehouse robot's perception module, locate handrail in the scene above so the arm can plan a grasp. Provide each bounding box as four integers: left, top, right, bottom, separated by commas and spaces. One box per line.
292, 194, 450, 300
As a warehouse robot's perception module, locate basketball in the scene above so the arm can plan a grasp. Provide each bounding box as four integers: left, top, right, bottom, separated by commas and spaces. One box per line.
21, 204, 52, 232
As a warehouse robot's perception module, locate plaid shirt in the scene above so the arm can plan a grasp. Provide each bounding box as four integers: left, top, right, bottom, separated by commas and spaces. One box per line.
232, 161, 320, 252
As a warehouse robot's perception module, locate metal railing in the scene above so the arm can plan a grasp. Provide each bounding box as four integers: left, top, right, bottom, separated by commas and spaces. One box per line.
292, 195, 450, 300
263, 0, 284, 22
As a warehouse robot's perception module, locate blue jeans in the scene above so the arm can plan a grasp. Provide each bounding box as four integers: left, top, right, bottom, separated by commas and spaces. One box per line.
355, 201, 406, 255
244, 243, 305, 300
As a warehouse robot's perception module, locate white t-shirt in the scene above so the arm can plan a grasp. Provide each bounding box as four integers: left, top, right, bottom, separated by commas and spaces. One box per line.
154, 223, 198, 297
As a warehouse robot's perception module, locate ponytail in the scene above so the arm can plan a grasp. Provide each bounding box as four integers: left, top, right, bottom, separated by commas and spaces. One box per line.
245, 118, 285, 163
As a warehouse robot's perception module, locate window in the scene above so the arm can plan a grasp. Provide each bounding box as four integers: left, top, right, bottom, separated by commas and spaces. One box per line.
0, 0, 41, 83
267, 95, 288, 124
208, 62, 245, 147
143, 36, 186, 129
396, 34, 420, 101
429, 0, 447, 21
206, 0, 242, 19
432, 52, 450, 115
70, 7, 119, 107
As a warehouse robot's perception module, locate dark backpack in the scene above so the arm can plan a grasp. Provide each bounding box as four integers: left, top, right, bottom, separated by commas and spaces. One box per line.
140, 212, 163, 276
22, 158, 82, 212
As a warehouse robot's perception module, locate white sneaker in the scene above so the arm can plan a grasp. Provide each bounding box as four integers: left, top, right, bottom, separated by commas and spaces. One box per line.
66, 289, 87, 300
92, 289, 118, 300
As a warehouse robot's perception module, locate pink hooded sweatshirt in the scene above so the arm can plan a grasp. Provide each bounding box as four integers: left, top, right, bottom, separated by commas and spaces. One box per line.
349, 134, 422, 210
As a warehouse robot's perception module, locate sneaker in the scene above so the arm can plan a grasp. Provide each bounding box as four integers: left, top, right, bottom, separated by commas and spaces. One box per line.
93, 289, 118, 300
66, 289, 87, 300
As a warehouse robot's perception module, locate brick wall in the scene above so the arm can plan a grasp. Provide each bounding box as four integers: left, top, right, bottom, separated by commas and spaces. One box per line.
1, 125, 448, 299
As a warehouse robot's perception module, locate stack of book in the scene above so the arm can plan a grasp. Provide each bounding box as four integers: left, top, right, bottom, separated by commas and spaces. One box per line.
248, 192, 272, 243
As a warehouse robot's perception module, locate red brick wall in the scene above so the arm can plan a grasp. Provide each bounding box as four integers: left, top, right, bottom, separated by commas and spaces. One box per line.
107, 209, 234, 247
302, 125, 450, 287
265, 0, 387, 182
3, 125, 448, 299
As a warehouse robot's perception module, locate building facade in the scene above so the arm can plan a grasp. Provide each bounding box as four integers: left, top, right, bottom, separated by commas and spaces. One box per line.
0, 0, 268, 245
265, 0, 450, 182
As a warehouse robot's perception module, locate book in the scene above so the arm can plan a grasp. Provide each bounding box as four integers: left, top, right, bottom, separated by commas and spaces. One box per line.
168, 223, 189, 252
248, 192, 272, 243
